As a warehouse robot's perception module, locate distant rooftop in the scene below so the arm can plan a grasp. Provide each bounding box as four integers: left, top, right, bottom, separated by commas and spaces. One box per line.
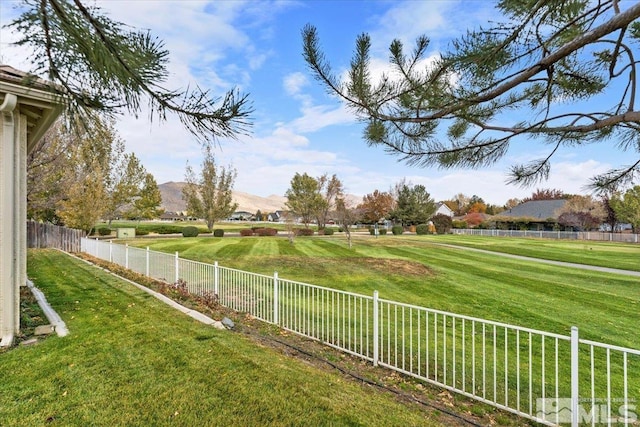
499, 199, 567, 220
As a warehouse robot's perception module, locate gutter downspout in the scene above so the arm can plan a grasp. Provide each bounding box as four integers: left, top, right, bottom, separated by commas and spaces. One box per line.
0, 93, 18, 347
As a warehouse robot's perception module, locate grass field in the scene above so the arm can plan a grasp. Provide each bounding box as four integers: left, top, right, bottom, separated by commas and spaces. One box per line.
1, 250, 466, 427
127, 234, 640, 349
424, 234, 640, 272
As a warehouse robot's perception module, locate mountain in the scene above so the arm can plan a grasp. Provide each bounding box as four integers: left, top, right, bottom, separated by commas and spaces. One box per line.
158, 181, 287, 214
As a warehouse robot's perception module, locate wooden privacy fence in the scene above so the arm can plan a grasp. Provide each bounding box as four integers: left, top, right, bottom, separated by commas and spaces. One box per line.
27, 221, 85, 252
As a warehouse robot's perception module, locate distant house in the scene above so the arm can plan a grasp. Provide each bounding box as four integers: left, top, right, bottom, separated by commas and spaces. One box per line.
228, 211, 254, 221
493, 199, 568, 230
268, 210, 289, 222
434, 203, 454, 217
160, 212, 195, 221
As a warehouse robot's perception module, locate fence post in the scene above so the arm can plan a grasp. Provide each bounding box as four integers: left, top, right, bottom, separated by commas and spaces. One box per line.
175, 252, 179, 283
109, 240, 113, 263
214, 261, 219, 296
570, 326, 579, 427
373, 290, 379, 367
145, 247, 150, 277
273, 271, 279, 325
125, 244, 129, 269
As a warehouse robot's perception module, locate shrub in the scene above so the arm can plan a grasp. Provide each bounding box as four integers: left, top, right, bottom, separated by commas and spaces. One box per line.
452, 220, 468, 229
182, 226, 199, 237
255, 227, 277, 236
98, 227, 111, 236
322, 228, 334, 235
415, 224, 430, 235
391, 225, 404, 235
378, 228, 387, 235
213, 229, 224, 237
239, 229, 254, 236
154, 224, 184, 234
369, 227, 376, 235
368, 226, 386, 235
294, 228, 314, 236
431, 213, 453, 234
135, 229, 149, 236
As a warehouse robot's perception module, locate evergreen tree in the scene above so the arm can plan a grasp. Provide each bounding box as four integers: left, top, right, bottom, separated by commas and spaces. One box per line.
303, 1, 640, 189
9, 0, 252, 143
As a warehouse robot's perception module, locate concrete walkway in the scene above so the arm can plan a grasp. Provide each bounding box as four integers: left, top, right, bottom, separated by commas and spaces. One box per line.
432, 243, 640, 278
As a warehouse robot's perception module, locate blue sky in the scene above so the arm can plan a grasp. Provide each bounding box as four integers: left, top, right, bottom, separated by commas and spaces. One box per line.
0, 0, 630, 205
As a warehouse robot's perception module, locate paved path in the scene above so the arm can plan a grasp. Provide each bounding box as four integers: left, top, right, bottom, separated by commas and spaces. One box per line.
431, 243, 640, 278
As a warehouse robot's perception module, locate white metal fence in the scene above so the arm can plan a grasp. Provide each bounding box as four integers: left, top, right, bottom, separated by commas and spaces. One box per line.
81, 238, 639, 426
452, 228, 640, 243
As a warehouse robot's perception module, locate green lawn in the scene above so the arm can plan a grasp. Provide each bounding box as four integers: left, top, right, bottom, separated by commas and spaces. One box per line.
423, 234, 640, 271
128, 234, 640, 349
1, 250, 451, 427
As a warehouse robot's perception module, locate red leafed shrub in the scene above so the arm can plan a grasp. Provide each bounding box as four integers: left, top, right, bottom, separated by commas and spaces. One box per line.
254, 227, 278, 236
294, 228, 314, 236
239, 229, 254, 236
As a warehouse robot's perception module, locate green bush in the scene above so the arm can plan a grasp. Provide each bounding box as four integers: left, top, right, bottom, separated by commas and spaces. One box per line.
368, 226, 386, 235
379, 228, 387, 235
182, 226, 199, 237
239, 229, 254, 236
135, 229, 149, 236
391, 225, 404, 235
213, 229, 224, 237
452, 220, 468, 229
322, 228, 334, 235
98, 227, 111, 236
415, 224, 430, 235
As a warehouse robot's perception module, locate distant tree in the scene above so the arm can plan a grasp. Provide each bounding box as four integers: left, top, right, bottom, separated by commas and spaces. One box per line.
504, 198, 521, 209
524, 188, 566, 201
389, 183, 436, 226
183, 147, 238, 233
358, 190, 395, 223
601, 194, 619, 232
463, 212, 485, 228
57, 164, 108, 234
451, 193, 470, 215
9, 0, 252, 145
255, 210, 263, 221
316, 173, 344, 229
335, 197, 361, 249
303, 2, 640, 189
27, 121, 72, 223
467, 201, 487, 214
558, 211, 601, 231
285, 173, 325, 228
104, 151, 147, 225
132, 173, 163, 221
485, 204, 504, 215
610, 185, 640, 233
430, 213, 453, 234
556, 195, 606, 229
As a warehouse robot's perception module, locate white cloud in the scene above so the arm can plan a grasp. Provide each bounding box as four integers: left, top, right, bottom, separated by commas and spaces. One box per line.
290, 104, 356, 133
283, 72, 308, 96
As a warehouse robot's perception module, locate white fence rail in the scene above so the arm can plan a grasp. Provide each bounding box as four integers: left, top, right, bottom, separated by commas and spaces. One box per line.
80, 238, 639, 426
452, 229, 640, 243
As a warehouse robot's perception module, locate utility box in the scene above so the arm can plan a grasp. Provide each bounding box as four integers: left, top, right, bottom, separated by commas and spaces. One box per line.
116, 228, 136, 239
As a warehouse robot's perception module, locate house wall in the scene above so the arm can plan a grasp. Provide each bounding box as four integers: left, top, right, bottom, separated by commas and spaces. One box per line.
0, 102, 27, 344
